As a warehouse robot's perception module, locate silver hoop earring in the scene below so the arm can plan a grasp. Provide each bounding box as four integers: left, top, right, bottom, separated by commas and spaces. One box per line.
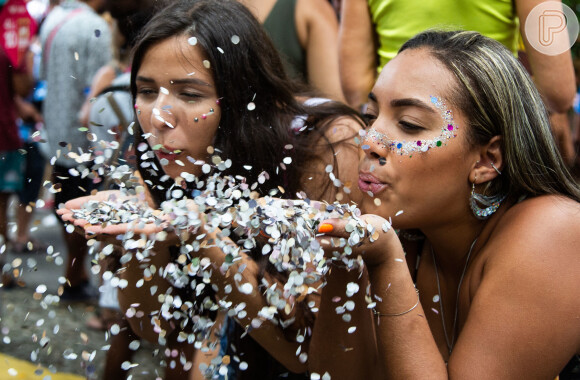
470, 182, 506, 220
490, 162, 502, 175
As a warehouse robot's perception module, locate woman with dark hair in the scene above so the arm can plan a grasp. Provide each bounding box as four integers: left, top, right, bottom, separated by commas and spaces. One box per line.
59, 0, 364, 378
314, 30, 580, 379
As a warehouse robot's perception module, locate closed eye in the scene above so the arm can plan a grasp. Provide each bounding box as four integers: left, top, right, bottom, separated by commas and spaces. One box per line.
137, 87, 157, 96
399, 120, 424, 132
180, 92, 202, 99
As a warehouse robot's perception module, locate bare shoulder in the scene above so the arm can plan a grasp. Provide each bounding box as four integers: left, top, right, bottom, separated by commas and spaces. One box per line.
483, 194, 580, 300
458, 195, 580, 377
496, 195, 580, 243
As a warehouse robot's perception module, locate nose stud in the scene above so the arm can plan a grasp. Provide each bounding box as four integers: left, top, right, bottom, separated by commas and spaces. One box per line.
378, 157, 387, 166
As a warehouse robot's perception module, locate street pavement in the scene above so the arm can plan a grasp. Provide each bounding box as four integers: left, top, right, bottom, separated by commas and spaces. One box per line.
0, 198, 163, 379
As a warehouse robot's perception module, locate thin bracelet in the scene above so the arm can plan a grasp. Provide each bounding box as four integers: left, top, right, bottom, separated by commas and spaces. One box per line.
372, 288, 420, 317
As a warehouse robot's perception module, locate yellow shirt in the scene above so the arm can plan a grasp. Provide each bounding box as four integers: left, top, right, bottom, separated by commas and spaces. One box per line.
369, 0, 520, 70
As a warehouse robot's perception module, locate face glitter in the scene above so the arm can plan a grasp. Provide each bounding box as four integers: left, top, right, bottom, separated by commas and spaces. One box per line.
363, 95, 458, 156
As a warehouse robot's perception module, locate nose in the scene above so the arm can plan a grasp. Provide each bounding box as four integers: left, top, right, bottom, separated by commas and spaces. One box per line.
361, 128, 390, 165
150, 89, 177, 131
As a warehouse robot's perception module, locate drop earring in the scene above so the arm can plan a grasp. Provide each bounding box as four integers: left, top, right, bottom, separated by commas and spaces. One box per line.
469, 180, 506, 220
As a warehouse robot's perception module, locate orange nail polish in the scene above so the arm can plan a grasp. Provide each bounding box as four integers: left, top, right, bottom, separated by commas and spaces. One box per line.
318, 223, 333, 233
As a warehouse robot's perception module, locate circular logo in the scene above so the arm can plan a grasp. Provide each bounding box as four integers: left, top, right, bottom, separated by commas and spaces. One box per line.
524, 1, 579, 56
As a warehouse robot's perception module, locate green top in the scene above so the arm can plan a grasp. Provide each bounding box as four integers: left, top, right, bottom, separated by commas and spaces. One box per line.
369, 0, 520, 70
263, 0, 307, 82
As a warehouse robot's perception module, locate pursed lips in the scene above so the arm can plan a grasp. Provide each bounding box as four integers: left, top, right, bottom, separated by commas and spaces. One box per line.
358, 171, 389, 194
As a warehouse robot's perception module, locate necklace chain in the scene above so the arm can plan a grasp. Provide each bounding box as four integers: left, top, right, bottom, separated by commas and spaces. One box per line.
431, 237, 478, 355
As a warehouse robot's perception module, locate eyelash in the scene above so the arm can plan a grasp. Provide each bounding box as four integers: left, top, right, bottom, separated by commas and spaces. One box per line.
136, 88, 202, 100
137, 88, 156, 96
362, 114, 424, 134
398, 120, 423, 132
181, 92, 201, 99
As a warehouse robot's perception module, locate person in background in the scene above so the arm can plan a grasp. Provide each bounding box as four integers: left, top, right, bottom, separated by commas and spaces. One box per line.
11, 96, 46, 254
39, 0, 112, 301
0, 30, 34, 287
11, 4, 49, 255
240, 0, 345, 101
338, 0, 576, 114
313, 30, 580, 379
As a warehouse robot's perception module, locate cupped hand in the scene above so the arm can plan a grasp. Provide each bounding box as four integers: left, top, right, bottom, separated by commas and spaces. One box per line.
317, 213, 399, 267
56, 190, 169, 241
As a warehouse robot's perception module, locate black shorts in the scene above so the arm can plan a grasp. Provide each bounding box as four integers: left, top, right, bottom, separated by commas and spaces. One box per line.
16, 143, 46, 204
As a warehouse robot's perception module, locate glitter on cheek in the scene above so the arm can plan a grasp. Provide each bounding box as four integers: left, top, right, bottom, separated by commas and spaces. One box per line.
361, 96, 459, 158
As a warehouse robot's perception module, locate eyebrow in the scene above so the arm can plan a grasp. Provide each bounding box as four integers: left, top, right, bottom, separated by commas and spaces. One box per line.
135, 76, 212, 87
367, 92, 437, 114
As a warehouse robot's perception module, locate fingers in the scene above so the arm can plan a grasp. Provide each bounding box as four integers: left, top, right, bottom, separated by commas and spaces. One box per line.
63, 195, 92, 210
317, 218, 350, 237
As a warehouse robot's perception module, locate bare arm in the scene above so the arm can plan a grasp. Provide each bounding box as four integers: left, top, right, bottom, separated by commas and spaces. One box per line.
12, 55, 33, 97
308, 265, 382, 379
338, 0, 377, 109
297, 0, 345, 101
59, 189, 310, 373
516, 0, 576, 112
317, 196, 580, 378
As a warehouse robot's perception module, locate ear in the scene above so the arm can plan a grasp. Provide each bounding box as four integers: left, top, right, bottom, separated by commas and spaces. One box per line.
469, 136, 503, 184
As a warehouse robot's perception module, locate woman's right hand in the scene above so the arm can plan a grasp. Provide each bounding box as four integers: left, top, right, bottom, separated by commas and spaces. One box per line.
56, 190, 168, 242
317, 213, 401, 267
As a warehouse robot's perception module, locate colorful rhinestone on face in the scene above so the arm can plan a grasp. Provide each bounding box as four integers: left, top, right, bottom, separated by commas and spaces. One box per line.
363, 95, 458, 156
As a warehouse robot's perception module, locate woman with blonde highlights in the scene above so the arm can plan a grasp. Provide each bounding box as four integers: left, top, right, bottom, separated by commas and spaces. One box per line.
313, 30, 580, 379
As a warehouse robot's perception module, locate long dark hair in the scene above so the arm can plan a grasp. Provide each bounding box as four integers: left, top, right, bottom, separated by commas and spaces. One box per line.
132, 0, 361, 205
129, 0, 363, 377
